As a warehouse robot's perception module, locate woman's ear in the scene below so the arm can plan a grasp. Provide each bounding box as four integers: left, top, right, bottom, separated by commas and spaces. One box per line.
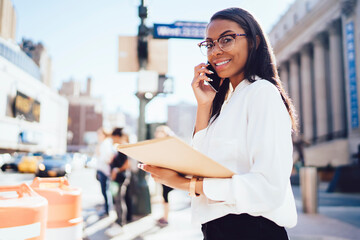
256, 35, 260, 49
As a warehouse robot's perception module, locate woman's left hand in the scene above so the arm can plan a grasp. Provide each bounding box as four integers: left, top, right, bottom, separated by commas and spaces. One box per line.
138, 164, 189, 191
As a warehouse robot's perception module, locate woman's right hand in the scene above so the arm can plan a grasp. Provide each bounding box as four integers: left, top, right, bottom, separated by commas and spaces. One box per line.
191, 63, 217, 106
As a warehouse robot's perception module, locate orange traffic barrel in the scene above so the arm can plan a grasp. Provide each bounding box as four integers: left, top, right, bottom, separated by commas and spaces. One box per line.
31, 177, 82, 240
0, 183, 48, 240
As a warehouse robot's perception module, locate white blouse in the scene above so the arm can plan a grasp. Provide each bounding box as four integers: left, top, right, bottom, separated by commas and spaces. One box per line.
95, 137, 114, 176
191, 76, 297, 228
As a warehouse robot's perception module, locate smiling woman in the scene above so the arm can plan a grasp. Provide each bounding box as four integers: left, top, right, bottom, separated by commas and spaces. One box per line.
140, 7, 298, 240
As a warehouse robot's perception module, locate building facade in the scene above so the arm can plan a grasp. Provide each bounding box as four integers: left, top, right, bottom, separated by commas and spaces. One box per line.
269, 0, 360, 166
0, 38, 68, 154
20, 39, 53, 88
167, 102, 197, 143
59, 78, 103, 153
0, 0, 67, 154
0, 0, 16, 41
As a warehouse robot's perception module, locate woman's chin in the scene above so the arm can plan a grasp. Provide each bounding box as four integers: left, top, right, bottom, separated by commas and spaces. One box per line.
218, 73, 228, 79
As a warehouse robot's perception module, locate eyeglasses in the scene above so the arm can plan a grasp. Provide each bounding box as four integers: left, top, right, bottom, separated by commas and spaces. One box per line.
198, 33, 247, 56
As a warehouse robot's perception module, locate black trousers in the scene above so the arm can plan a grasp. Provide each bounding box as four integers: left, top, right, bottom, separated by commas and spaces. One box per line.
201, 214, 289, 240
162, 184, 173, 203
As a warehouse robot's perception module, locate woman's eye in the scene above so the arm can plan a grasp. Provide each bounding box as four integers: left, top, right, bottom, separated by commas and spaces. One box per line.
206, 42, 214, 49
221, 36, 234, 44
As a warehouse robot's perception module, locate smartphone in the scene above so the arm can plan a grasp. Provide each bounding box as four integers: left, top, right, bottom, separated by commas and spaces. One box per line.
206, 62, 221, 92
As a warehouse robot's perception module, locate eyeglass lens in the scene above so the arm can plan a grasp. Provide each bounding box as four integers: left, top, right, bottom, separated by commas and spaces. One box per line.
200, 35, 236, 55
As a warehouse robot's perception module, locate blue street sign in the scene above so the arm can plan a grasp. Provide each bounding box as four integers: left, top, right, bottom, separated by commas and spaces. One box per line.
345, 21, 359, 129
153, 21, 207, 39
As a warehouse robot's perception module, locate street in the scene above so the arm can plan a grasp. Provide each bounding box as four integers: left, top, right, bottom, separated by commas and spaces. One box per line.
1, 167, 360, 240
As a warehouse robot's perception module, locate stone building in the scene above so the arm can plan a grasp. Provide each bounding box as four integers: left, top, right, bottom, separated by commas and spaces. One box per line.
20, 39, 53, 88
167, 102, 197, 143
0, 0, 68, 154
269, 0, 360, 166
0, 0, 16, 41
59, 78, 103, 153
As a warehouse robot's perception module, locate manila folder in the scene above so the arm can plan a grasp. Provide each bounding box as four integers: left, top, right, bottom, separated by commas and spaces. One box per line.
117, 136, 234, 178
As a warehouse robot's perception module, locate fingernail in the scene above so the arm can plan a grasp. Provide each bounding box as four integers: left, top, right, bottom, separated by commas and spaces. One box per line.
208, 70, 214, 74
208, 78, 213, 82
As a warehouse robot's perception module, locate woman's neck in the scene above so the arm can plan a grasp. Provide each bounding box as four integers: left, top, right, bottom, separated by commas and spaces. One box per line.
229, 73, 245, 90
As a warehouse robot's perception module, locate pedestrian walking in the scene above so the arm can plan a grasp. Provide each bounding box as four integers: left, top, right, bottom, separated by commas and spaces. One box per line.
139, 7, 298, 239
95, 127, 114, 218
105, 128, 132, 237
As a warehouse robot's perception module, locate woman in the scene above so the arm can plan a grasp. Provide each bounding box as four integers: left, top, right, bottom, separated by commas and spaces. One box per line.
139, 7, 297, 239
105, 128, 132, 237
95, 127, 114, 217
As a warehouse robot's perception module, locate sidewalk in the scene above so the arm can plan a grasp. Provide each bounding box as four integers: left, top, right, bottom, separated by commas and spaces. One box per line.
81, 177, 360, 240
82, 190, 202, 240
288, 183, 360, 240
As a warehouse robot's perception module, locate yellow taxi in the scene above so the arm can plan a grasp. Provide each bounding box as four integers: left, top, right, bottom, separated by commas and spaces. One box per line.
18, 155, 43, 173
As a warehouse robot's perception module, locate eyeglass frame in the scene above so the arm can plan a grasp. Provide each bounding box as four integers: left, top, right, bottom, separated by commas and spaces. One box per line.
197, 33, 247, 55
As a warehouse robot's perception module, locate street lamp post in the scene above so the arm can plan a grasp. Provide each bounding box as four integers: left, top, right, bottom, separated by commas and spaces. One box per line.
136, 0, 153, 142
132, 0, 153, 216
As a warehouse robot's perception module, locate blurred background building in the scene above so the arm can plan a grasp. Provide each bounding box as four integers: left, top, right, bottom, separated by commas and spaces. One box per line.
167, 102, 196, 143
0, 0, 16, 41
0, 0, 68, 154
269, 0, 360, 167
59, 78, 103, 153
20, 39, 52, 88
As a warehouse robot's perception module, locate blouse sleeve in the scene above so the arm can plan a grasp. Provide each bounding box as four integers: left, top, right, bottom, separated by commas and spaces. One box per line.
191, 128, 207, 150
202, 83, 294, 213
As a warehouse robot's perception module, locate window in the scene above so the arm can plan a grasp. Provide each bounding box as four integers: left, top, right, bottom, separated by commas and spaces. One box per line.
294, 14, 298, 24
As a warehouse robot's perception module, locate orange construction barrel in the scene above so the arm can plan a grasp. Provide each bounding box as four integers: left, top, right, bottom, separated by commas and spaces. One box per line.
0, 183, 48, 240
31, 177, 82, 240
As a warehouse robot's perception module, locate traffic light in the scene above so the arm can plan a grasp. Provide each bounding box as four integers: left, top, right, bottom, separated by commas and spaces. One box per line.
138, 25, 148, 66
138, 4, 149, 68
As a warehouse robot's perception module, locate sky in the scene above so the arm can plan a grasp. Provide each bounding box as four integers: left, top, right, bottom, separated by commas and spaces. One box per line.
11, 0, 295, 123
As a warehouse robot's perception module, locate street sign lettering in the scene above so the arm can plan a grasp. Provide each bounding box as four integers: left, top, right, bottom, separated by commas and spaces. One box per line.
153, 21, 207, 39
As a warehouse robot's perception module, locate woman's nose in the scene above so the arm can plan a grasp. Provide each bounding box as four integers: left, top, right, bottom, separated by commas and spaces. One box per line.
210, 43, 223, 56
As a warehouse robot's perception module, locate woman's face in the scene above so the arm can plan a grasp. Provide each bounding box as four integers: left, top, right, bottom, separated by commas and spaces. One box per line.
206, 19, 249, 82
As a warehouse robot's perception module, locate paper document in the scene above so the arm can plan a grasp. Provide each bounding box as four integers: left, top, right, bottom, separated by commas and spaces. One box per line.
117, 136, 234, 178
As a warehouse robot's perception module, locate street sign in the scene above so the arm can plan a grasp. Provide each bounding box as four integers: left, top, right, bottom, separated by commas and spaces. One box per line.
153, 21, 207, 39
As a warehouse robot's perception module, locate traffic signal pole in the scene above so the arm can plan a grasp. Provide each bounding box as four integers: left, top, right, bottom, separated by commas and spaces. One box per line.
133, 0, 151, 216
136, 0, 151, 142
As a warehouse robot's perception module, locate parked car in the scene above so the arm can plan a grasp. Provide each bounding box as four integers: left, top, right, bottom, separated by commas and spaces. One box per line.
1, 153, 25, 172
18, 155, 43, 173
36, 155, 72, 177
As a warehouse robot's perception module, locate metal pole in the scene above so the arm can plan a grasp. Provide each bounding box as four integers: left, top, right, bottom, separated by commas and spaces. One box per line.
300, 167, 318, 213
137, 0, 149, 141
137, 94, 149, 141
132, 0, 151, 216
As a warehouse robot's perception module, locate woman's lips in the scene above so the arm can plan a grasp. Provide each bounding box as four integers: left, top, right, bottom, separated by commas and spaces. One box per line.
214, 59, 231, 71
